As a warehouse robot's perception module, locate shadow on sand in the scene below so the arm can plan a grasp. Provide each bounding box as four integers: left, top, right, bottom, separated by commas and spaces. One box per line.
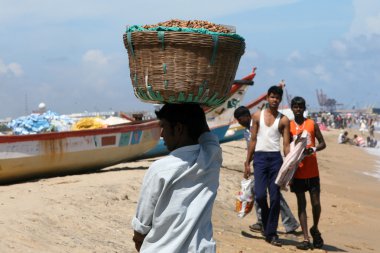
241, 230, 347, 252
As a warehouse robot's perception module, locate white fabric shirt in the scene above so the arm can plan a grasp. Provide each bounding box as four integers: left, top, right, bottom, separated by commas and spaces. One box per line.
243, 119, 253, 148
132, 132, 222, 253
338, 133, 346, 144
256, 110, 282, 152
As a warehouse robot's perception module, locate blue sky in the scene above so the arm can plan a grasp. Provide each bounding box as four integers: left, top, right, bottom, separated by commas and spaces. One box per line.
0, 0, 379, 118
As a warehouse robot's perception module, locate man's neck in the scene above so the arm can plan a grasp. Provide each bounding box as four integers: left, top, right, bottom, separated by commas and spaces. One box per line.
294, 116, 306, 125
266, 106, 278, 116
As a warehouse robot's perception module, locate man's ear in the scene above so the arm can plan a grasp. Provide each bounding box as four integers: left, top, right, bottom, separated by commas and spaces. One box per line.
174, 122, 184, 136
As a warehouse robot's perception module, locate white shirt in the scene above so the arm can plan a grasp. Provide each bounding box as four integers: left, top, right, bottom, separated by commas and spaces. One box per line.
243, 119, 253, 149
338, 133, 346, 144
255, 110, 282, 152
132, 132, 222, 253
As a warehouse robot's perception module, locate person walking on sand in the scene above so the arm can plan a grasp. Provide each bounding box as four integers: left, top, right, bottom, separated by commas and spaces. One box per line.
244, 86, 291, 247
290, 96, 326, 250
234, 106, 299, 234
132, 104, 222, 253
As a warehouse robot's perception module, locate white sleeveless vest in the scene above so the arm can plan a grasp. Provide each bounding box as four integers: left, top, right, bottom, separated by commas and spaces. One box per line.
255, 109, 281, 152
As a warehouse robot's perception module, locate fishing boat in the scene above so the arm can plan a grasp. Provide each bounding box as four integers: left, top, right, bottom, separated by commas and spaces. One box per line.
140, 68, 257, 158
0, 120, 161, 184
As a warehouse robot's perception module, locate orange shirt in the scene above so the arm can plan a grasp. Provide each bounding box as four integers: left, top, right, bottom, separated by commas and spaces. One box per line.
290, 119, 319, 179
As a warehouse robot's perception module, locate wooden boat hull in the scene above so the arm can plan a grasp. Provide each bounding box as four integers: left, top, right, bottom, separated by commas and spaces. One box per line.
0, 121, 160, 183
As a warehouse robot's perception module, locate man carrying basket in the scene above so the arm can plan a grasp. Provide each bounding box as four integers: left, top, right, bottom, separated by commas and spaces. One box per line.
132, 104, 222, 252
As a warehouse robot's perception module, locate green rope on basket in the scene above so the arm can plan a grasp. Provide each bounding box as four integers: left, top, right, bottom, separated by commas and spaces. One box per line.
164, 80, 168, 89
193, 85, 204, 103
163, 63, 167, 74
200, 88, 210, 102
168, 95, 176, 103
210, 35, 219, 65
127, 32, 135, 57
146, 85, 157, 100
207, 92, 219, 105
157, 31, 165, 50
186, 94, 193, 103
201, 96, 210, 104
155, 91, 164, 101
177, 92, 186, 102
126, 25, 245, 41
147, 85, 164, 102
216, 97, 226, 106
137, 88, 150, 101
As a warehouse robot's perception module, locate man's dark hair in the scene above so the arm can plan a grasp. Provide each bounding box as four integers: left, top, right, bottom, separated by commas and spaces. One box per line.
291, 96, 306, 108
155, 103, 207, 142
234, 106, 250, 119
267, 86, 283, 98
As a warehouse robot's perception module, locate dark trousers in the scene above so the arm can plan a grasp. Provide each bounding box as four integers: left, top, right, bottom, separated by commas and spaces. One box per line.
253, 151, 283, 239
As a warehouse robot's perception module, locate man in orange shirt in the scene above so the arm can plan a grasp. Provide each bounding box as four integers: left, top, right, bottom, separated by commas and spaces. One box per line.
290, 96, 326, 250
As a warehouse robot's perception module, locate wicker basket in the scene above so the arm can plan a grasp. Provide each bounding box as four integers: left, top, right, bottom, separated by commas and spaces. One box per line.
123, 30, 245, 107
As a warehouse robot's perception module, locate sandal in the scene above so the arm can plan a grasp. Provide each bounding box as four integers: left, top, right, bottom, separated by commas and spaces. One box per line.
296, 240, 312, 250
310, 226, 324, 249
266, 236, 282, 247
249, 223, 263, 232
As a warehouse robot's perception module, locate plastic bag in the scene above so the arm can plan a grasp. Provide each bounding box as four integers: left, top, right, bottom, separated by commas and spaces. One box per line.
235, 178, 254, 218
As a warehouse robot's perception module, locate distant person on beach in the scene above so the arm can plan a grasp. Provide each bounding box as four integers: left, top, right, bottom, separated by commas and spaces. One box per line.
234, 106, 299, 235
369, 119, 375, 138
290, 96, 326, 250
353, 134, 366, 147
359, 119, 367, 135
244, 86, 291, 247
338, 131, 350, 144
132, 104, 222, 252
367, 136, 378, 148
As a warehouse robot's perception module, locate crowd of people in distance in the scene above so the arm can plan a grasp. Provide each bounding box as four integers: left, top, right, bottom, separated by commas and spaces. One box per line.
338, 130, 378, 148
311, 111, 378, 132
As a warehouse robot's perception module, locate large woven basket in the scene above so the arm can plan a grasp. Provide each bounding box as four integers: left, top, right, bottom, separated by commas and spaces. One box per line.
123, 30, 245, 107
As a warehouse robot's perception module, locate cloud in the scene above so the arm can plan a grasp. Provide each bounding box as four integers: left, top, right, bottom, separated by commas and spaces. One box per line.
331, 40, 347, 55
82, 49, 109, 65
266, 68, 276, 77
0, 0, 300, 25
287, 50, 302, 62
348, 0, 380, 38
0, 59, 23, 77
313, 64, 330, 82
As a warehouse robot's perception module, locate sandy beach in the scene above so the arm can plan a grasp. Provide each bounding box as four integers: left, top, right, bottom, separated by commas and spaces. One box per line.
0, 129, 379, 253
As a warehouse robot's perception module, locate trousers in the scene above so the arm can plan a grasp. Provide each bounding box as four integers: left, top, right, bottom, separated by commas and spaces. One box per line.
253, 151, 283, 239
253, 192, 299, 232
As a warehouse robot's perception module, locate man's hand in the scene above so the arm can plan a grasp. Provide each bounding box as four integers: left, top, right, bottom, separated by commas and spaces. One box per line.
133, 231, 146, 252
303, 147, 316, 156
244, 161, 252, 179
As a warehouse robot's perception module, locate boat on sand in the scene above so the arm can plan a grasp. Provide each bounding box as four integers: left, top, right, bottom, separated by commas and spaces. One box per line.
0, 120, 160, 184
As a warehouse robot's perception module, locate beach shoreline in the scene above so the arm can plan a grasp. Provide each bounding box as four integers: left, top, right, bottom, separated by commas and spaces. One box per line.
0, 129, 379, 252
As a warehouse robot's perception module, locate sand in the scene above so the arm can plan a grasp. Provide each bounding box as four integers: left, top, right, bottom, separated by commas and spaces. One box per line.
0, 129, 379, 253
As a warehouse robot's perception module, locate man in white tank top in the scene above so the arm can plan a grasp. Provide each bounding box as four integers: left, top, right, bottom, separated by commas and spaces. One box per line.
244, 86, 291, 247
234, 106, 299, 235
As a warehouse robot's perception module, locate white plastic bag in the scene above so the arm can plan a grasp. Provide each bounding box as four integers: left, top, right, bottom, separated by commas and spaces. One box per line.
235, 178, 254, 218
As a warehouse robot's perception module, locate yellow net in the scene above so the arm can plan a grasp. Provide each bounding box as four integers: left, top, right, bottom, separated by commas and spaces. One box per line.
71, 117, 105, 130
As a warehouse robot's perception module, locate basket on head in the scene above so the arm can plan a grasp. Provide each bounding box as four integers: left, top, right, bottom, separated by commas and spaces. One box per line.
123, 24, 245, 107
